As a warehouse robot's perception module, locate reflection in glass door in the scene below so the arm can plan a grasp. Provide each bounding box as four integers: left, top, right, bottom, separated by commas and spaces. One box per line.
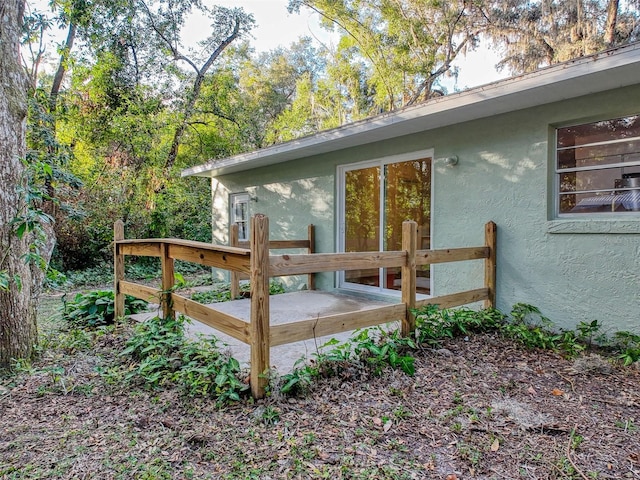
341, 155, 431, 294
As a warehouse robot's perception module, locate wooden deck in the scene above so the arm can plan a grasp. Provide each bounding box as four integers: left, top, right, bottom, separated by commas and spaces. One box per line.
114, 216, 497, 398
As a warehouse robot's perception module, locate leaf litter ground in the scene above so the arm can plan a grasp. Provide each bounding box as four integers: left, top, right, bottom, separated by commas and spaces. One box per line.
1, 313, 639, 479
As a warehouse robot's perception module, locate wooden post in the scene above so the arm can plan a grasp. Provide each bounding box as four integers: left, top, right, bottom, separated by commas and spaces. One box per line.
161, 242, 175, 320
307, 224, 315, 291
113, 220, 125, 319
230, 224, 240, 299
401, 220, 418, 336
484, 221, 497, 309
249, 214, 270, 399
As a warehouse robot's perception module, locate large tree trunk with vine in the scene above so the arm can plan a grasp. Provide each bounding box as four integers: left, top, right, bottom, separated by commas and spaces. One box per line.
0, 0, 38, 368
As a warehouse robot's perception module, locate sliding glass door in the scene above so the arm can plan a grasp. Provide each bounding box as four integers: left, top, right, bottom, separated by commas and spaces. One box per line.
339, 152, 432, 294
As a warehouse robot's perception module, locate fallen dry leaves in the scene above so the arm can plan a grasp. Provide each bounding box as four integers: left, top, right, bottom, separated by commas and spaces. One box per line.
1, 328, 639, 479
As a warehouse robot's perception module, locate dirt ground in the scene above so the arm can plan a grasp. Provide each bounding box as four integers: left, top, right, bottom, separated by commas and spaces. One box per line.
1, 303, 639, 479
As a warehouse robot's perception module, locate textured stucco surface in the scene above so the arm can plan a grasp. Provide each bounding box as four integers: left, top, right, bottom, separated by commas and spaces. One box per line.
211, 85, 640, 332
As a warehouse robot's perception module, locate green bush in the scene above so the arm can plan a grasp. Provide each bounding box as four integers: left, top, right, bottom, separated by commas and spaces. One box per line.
61, 290, 148, 328
116, 315, 248, 404
413, 304, 504, 346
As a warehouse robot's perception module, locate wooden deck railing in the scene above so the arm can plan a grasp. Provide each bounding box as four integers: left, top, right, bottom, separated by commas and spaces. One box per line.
229, 223, 315, 298
114, 215, 496, 398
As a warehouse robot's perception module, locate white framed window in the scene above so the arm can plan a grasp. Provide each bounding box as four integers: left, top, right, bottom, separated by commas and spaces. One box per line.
556, 114, 640, 216
230, 193, 249, 241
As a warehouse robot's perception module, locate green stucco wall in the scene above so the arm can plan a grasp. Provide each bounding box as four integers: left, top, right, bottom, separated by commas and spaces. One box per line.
211, 85, 640, 332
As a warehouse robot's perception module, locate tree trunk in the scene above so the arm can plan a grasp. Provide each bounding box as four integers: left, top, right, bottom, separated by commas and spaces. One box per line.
162, 17, 242, 172
50, 22, 77, 112
0, 0, 39, 368
604, 0, 619, 46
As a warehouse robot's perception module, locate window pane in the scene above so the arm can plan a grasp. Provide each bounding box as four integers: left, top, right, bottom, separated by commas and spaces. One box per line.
558, 168, 638, 193
231, 193, 250, 240
344, 166, 380, 287
558, 139, 640, 169
383, 159, 431, 293
557, 115, 640, 148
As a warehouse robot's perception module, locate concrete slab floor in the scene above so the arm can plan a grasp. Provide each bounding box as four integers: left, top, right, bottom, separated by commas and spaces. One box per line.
130, 291, 400, 374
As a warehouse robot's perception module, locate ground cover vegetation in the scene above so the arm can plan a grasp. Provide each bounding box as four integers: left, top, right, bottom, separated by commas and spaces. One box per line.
1, 297, 639, 478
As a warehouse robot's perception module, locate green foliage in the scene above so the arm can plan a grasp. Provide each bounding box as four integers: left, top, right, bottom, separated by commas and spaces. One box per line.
349, 328, 416, 376
279, 327, 415, 396
279, 303, 640, 396
413, 304, 504, 346
61, 290, 148, 328
500, 303, 562, 350
191, 287, 231, 304
612, 331, 640, 366
279, 358, 319, 395
116, 316, 248, 404
0, 271, 10, 292
576, 319, 607, 348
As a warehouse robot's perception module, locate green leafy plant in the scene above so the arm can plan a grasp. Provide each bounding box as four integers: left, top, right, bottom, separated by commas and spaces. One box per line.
500, 303, 561, 350
612, 331, 640, 366
360, 328, 416, 375
279, 358, 320, 395
413, 304, 504, 346
61, 290, 148, 328
576, 320, 605, 348
116, 315, 248, 404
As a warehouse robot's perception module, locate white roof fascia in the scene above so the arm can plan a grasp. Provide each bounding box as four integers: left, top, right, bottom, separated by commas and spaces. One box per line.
182, 43, 640, 178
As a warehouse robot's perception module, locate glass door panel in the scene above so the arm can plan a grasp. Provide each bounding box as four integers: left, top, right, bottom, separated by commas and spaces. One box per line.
344, 166, 381, 287
383, 159, 431, 293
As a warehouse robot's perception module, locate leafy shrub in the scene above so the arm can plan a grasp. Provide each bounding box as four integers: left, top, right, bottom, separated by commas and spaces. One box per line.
349, 327, 416, 376
61, 290, 148, 328
116, 315, 248, 404
612, 331, 640, 366
413, 304, 504, 346
500, 303, 562, 350
279, 327, 416, 396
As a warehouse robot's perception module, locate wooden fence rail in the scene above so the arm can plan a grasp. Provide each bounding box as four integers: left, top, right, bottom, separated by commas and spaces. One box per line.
230, 223, 315, 298
114, 216, 497, 398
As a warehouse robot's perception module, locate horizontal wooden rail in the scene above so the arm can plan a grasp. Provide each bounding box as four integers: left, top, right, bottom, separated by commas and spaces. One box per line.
269, 246, 489, 277
415, 288, 490, 310
168, 244, 251, 274
415, 246, 489, 266
270, 303, 406, 346
116, 239, 251, 273
117, 237, 251, 254
269, 251, 407, 276
119, 280, 162, 303
118, 242, 162, 257
237, 239, 311, 250
171, 293, 250, 343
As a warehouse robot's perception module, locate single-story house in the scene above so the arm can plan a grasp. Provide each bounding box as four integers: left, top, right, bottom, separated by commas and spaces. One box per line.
182, 42, 640, 333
